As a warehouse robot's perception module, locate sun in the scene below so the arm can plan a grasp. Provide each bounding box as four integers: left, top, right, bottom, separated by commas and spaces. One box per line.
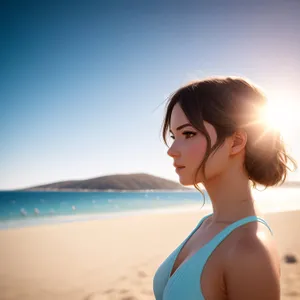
260, 97, 296, 139
261, 102, 284, 131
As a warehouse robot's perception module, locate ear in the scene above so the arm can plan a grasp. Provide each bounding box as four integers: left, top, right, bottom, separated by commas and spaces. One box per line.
230, 130, 247, 155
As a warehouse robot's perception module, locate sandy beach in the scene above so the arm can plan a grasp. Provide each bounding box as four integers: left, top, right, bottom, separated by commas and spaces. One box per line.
0, 209, 299, 300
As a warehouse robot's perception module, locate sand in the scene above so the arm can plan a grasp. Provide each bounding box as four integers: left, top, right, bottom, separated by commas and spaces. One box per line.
0, 209, 299, 300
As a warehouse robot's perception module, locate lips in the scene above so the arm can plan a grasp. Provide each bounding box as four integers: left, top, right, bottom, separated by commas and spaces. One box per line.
173, 163, 185, 168
173, 163, 185, 173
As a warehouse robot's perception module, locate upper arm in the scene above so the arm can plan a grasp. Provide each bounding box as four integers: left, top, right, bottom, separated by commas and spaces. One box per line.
224, 234, 280, 300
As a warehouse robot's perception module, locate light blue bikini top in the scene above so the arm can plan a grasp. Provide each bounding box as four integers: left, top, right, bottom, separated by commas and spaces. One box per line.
153, 213, 273, 300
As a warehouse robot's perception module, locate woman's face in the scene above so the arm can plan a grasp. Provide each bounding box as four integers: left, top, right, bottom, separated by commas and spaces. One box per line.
167, 103, 230, 186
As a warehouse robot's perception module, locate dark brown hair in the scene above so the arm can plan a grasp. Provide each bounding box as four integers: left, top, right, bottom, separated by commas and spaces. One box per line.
162, 77, 297, 192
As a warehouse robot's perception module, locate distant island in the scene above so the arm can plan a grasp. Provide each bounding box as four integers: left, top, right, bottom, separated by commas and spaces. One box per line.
22, 173, 191, 192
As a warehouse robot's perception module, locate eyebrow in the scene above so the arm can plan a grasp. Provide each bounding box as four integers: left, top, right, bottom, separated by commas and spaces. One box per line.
169, 123, 193, 133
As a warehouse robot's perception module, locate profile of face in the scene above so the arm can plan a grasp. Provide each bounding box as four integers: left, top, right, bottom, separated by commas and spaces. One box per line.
167, 103, 236, 186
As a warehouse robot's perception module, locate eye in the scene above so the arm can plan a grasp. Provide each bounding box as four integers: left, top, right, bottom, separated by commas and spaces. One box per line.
183, 131, 196, 139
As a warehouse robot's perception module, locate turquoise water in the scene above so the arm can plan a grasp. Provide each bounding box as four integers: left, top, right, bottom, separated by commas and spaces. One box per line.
0, 190, 210, 229
1, 188, 300, 229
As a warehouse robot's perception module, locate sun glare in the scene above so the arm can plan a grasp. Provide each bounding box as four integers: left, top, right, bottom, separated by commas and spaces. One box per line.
261, 102, 283, 131
261, 96, 296, 139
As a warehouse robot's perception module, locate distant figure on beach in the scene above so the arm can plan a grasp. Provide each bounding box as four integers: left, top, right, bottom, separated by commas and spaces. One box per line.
153, 77, 297, 300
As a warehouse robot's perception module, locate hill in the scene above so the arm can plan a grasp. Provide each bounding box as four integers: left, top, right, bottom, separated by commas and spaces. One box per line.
23, 173, 189, 191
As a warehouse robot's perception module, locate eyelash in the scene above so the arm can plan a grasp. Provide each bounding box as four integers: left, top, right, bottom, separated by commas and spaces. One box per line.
170, 131, 197, 140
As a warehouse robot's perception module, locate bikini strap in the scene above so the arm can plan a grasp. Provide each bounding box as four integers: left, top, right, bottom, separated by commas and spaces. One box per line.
205, 216, 273, 256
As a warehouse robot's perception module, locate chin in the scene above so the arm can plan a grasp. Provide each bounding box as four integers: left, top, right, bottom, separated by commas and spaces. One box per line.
178, 176, 194, 186
178, 173, 203, 186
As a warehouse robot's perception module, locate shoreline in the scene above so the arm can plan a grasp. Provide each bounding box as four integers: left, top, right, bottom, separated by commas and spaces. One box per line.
2, 197, 300, 230
2, 187, 300, 230
0, 203, 212, 230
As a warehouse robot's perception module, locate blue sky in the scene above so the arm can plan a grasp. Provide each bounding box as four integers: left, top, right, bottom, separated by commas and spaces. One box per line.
1, 0, 300, 190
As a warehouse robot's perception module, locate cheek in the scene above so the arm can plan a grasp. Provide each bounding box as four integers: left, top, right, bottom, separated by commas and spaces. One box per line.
187, 137, 208, 164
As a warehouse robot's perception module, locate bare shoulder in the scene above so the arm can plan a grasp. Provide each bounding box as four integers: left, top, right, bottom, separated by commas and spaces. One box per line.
224, 226, 281, 300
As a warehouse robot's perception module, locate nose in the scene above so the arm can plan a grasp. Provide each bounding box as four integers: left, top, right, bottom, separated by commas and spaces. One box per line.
167, 144, 180, 158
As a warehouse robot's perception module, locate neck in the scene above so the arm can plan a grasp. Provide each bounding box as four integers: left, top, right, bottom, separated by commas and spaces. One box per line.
203, 163, 260, 223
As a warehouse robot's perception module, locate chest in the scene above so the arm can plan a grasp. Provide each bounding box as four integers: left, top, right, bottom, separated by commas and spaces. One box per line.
154, 237, 228, 300
170, 223, 227, 276
170, 227, 228, 298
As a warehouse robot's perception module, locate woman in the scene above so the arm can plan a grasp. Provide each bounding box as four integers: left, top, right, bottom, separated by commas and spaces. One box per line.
153, 77, 297, 300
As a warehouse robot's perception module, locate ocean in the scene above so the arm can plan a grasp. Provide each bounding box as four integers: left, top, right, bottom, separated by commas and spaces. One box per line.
0, 187, 300, 229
